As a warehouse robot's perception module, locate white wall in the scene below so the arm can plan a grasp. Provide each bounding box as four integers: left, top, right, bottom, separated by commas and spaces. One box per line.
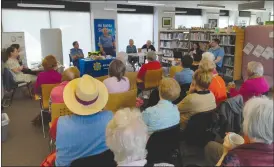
90, 2, 118, 51
153, 6, 175, 50
202, 9, 220, 26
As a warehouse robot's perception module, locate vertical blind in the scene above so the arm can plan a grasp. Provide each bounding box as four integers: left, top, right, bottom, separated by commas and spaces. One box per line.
117, 14, 154, 52
2, 9, 92, 68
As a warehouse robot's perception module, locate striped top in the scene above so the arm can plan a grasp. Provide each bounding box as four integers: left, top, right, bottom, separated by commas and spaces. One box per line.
142, 100, 180, 133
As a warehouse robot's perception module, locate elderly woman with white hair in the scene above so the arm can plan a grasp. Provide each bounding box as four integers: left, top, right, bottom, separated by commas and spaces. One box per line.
106, 108, 148, 166
141, 40, 156, 52
205, 96, 273, 166
228, 61, 269, 102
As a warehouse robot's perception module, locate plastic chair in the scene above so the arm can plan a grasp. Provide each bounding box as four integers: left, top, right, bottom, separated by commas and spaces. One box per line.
125, 72, 138, 90
144, 69, 163, 90
95, 75, 108, 82
146, 124, 182, 166
49, 103, 73, 152
104, 89, 137, 112
39, 84, 59, 138
169, 66, 183, 78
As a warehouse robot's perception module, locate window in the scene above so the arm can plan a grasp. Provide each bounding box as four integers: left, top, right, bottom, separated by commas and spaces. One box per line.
117, 14, 153, 52
175, 15, 203, 28
2, 9, 50, 67
50, 11, 92, 67
218, 16, 229, 28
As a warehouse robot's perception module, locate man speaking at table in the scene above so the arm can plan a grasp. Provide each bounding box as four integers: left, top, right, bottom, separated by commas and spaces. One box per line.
70, 41, 84, 67
99, 28, 116, 56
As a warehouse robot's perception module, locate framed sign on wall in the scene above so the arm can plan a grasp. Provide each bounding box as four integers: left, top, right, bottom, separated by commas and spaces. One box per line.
162, 17, 172, 28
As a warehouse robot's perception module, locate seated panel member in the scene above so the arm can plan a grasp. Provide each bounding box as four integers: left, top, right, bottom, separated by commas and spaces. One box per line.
141, 40, 156, 52
70, 41, 84, 67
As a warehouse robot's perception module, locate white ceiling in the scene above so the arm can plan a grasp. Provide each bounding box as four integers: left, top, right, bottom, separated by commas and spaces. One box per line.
67, 0, 274, 12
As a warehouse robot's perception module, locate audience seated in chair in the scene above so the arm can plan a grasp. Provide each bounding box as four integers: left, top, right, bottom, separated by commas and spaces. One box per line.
34, 55, 62, 95
227, 61, 269, 102
205, 96, 273, 166
191, 53, 202, 72
142, 78, 180, 134
178, 69, 216, 129
106, 107, 174, 167
137, 51, 161, 89
103, 59, 130, 94
50, 67, 80, 112
199, 59, 227, 105
50, 75, 113, 166
174, 55, 194, 85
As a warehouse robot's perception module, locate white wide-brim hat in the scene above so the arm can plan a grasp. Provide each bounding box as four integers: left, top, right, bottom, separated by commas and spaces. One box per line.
63, 74, 109, 116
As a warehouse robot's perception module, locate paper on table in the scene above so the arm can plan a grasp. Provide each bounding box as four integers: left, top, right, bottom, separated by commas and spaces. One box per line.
252, 45, 265, 57
243, 43, 254, 55
261, 47, 273, 59
139, 55, 145, 64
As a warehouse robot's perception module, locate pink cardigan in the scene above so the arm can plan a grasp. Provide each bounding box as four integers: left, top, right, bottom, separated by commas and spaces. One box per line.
34, 70, 62, 94
230, 77, 269, 102
50, 81, 69, 103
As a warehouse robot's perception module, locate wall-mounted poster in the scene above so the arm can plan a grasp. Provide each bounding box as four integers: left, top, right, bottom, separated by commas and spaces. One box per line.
94, 19, 115, 51
162, 17, 172, 28
208, 19, 218, 28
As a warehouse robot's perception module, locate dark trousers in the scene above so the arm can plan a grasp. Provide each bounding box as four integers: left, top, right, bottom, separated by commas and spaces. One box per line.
103, 47, 115, 57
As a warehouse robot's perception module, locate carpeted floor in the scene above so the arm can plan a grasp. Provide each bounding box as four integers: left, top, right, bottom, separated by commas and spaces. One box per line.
2, 91, 49, 166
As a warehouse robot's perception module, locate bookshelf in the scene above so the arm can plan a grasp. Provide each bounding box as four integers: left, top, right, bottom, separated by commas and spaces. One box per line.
189, 30, 214, 52
210, 29, 245, 81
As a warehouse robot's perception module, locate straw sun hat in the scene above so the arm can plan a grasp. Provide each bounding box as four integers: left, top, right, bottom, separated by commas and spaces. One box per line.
63, 74, 109, 116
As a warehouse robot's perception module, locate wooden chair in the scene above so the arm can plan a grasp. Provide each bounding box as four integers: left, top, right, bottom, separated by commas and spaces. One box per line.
95, 75, 108, 82
39, 84, 59, 138
49, 103, 73, 152
169, 66, 183, 78
125, 72, 138, 90
144, 69, 163, 90
104, 89, 137, 112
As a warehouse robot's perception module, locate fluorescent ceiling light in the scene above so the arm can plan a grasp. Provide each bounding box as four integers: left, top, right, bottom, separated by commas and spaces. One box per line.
127, 1, 165, 6
104, 8, 136, 12
17, 3, 65, 8
197, 4, 225, 9
242, 9, 266, 12
207, 12, 226, 15
164, 11, 187, 14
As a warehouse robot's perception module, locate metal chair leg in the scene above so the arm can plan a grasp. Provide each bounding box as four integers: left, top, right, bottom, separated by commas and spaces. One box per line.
27, 84, 32, 99
10, 88, 16, 105
40, 110, 46, 138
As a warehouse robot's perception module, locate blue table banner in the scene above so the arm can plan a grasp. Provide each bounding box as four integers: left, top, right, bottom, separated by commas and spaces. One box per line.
79, 58, 113, 77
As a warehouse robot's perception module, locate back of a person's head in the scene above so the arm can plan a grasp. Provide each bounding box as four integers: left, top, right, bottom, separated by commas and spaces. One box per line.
193, 69, 213, 89
106, 108, 148, 164
42, 55, 58, 71
247, 61, 264, 77
243, 96, 273, 144
202, 52, 215, 62
181, 55, 193, 68
147, 51, 156, 61
193, 53, 202, 62
62, 67, 80, 81
159, 78, 181, 101
109, 59, 126, 81
199, 59, 216, 73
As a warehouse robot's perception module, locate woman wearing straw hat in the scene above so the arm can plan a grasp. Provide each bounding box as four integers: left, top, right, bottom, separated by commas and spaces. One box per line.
49, 75, 114, 166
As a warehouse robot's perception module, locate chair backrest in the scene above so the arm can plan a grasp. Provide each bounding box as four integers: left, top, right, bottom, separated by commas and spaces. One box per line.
169, 66, 183, 78
125, 72, 138, 90
51, 103, 73, 122
183, 110, 217, 147
70, 149, 116, 167
104, 89, 137, 112
95, 75, 108, 82
146, 124, 181, 164
3, 68, 17, 91
144, 69, 163, 89
41, 84, 59, 109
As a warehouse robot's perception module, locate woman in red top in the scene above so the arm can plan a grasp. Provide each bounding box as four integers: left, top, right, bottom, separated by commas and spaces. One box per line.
137, 51, 161, 80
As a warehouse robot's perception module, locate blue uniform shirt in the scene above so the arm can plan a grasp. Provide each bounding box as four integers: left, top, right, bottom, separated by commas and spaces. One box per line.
208, 47, 225, 68
99, 35, 114, 48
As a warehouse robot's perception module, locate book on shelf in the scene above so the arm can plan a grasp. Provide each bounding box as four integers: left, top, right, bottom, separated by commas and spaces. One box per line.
224, 68, 233, 77
211, 35, 236, 45
223, 57, 234, 67
190, 32, 211, 41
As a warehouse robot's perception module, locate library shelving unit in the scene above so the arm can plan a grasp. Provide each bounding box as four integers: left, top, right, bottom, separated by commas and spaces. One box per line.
210, 28, 245, 81
189, 30, 215, 51
159, 29, 190, 57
